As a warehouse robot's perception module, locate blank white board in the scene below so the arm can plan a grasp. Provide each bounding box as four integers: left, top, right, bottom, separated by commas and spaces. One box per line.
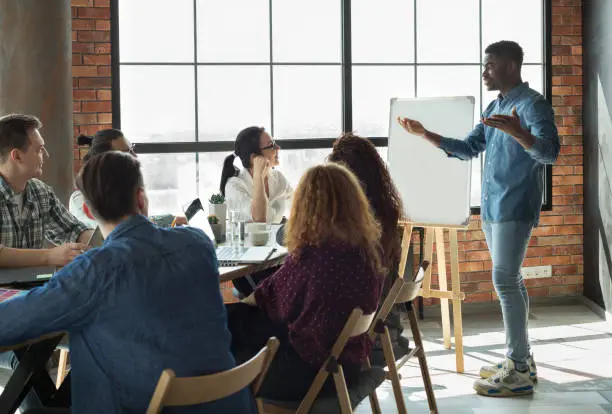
388, 96, 475, 226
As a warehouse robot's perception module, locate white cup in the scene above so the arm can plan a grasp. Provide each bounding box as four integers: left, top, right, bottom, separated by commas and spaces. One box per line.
246, 223, 270, 246
250, 231, 270, 246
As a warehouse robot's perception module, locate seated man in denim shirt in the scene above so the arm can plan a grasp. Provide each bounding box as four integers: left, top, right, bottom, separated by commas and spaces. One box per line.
398, 41, 559, 397
0, 152, 255, 413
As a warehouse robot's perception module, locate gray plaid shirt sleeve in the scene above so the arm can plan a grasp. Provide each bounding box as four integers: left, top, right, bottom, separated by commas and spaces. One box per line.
43, 185, 92, 245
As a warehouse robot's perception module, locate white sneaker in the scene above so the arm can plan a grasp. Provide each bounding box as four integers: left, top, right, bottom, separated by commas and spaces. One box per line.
474, 358, 535, 397
479, 355, 537, 383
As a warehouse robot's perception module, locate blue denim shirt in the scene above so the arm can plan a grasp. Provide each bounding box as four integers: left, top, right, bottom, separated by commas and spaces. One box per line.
438, 82, 560, 225
0, 215, 255, 414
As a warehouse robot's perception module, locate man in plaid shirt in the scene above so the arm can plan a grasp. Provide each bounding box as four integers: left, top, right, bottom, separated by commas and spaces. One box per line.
0, 114, 93, 267
0, 114, 93, 409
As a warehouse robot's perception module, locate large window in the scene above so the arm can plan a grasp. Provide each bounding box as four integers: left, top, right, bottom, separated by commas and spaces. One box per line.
113, 0, 550, 215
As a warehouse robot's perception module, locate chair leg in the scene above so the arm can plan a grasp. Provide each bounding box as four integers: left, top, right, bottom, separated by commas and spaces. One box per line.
332, 366, 353, 414
380, 328, 407, 414
56, 349, 69, 388
408, 305, 438, 414
364, 359, 382, 414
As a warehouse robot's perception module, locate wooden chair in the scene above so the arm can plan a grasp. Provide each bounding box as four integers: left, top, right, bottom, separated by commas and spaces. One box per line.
146, 337, 279, 413
368, 262, 438, 414
55, 335, 69, 388
263, 308, 385, 414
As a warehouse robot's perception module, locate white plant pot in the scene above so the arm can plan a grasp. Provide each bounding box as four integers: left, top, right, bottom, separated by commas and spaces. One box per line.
208, 203, 227, 239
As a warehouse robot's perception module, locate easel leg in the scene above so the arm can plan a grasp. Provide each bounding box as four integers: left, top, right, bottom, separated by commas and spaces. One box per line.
398, 224, 413, 279
449, 229, 465, 373
435, 228, 452, 350
421, 229, 434, 293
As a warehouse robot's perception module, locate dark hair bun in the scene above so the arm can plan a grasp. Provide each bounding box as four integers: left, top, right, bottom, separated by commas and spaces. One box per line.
77, 134, 93, 146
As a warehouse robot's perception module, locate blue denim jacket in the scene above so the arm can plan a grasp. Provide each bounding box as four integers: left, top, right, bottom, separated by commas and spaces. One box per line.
0, 215, 255, 414
438, 82, 560, 225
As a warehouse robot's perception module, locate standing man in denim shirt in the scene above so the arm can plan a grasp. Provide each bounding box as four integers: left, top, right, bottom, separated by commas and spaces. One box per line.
398, 41, 559, 397
0, 152, 255, 413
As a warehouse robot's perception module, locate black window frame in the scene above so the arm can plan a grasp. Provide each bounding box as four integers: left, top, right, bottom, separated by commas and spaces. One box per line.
110, 0, 553, 214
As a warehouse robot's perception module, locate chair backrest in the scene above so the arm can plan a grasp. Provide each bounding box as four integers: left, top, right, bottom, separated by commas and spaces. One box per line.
368, 261, 429, 339
147, 337, 279, 413
396, 261, 427, 303
293, 308, 375, 414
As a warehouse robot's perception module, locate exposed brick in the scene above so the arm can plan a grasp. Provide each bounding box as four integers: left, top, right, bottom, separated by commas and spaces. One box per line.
77, 7, 110, 19
83, 54, 111, 65
82, 101, 112, 113
97, 113, 112, 124
96, 90, 111, 101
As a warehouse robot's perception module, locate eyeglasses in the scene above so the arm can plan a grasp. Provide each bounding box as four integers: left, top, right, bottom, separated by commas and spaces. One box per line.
260, 141, 279, 151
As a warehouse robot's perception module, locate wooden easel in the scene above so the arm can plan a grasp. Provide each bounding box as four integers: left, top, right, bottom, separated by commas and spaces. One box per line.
398, 221, 467, 373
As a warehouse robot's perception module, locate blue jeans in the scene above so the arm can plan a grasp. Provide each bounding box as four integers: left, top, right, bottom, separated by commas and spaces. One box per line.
482, 221, 533, 371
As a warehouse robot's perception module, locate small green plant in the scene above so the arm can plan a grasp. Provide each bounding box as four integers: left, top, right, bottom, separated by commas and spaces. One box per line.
209, 193, 225, 204
208, 215, 219, 225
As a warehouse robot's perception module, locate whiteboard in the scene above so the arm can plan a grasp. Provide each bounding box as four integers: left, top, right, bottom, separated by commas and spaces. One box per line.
388, 97, 475, 226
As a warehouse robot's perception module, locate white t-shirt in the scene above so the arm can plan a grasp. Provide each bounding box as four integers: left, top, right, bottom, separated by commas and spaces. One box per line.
225, 168, 293, 224
69, 190, 97, 228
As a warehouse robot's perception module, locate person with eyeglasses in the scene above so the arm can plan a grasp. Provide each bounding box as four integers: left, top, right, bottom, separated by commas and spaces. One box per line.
220, 126, 292, 224
70, 129, 187, 229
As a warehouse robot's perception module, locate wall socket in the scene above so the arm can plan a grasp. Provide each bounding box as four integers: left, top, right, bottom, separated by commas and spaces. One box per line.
520, 265, 552, 279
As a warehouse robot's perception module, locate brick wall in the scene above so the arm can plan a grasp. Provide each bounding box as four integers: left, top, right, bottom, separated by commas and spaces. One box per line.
70, 0, 584, 304
71, 0, 112, 175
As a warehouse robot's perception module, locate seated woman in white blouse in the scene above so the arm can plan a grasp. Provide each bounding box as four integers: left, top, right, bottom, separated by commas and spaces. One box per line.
220, 126, 292, 224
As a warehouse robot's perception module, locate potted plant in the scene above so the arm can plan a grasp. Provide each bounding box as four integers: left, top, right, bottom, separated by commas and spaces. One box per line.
207, 215, 223, 243
208, 193, 227, 240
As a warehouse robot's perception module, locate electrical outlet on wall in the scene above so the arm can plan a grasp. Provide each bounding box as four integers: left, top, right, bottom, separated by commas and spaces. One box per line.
520, 265, 552, 279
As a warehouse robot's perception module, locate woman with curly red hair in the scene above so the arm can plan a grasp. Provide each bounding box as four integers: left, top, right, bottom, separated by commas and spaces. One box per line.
227, 163, 384, 400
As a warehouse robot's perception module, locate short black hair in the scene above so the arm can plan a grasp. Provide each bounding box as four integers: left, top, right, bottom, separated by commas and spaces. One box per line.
0, 114, 42, 159
485, 41, 524, 66
76, 151, 144, 222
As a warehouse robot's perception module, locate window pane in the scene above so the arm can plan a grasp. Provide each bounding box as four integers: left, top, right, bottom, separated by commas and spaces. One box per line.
120, 66, 196, 142
376, 147, 388, 162
351, 0, 415, 63
417, 65, 481, 125
198, 152, 232, 206
139, 153, 197, 216
523, 65, 544, 95
273, 66, 342, 139
272, 0, 341, 63
352, 66, 415, 137
197, 0, 269, 63
417, 0, 479, 63
278, 148, 332, 190
198, 66, 271, 141
119, 0, 194, 63
482, 0, 543, 64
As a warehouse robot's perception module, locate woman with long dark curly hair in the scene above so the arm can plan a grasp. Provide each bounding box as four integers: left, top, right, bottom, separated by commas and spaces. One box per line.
328, 133, 403, 270
328, 133, 409, 365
